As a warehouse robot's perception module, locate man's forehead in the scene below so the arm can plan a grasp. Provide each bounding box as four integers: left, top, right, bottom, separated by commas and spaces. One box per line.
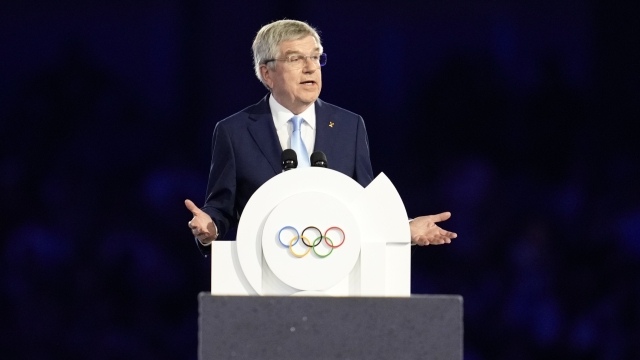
278, 36, 321, 53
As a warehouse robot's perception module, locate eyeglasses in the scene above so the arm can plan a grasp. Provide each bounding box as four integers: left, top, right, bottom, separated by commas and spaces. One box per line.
263, 53, 327, 69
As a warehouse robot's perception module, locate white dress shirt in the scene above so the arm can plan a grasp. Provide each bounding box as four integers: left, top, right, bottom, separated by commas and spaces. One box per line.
269, 94, 316, 156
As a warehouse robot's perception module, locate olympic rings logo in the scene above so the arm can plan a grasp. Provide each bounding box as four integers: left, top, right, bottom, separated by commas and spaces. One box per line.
278, 226, 346, 258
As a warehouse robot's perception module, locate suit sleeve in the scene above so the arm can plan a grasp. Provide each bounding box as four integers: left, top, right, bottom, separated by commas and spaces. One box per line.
197, 122, 238, 256
354, 116, 374, 188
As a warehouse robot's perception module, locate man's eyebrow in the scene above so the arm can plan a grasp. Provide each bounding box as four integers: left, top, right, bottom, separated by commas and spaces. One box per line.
283, 48, 321, 55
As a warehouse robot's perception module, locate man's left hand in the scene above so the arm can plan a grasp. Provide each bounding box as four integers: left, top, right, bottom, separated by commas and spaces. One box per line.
410, 212, 457, 246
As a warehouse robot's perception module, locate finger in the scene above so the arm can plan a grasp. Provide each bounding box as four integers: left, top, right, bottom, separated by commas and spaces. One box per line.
185, 199, 202, 216
430, 212, 451, 223
193, 228, 212, 239
437, 235, 451, 244
413, 236, 429, 246
438, 228, 457, 238
191, 224, 205, 233
197, 232, 211, 240
430, 236, 444, 245
189, 219, 201, 229
198, 234, 215, 245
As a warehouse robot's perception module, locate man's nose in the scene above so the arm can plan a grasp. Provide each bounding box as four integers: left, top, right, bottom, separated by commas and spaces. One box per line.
302, 59, 317, 73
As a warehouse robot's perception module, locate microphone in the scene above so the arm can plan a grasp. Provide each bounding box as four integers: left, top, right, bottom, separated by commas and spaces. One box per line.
281, 149, 298, 171
310, 151, 328, 168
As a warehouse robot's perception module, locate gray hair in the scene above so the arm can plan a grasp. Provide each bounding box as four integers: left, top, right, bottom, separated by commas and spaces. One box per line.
252, 20, 323, 89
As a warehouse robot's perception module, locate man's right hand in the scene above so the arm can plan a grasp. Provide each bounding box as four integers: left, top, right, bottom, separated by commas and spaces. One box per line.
185, 199, 217, 245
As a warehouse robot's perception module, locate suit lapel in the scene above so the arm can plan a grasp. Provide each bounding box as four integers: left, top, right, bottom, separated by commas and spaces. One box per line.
314, 98, 338, 165
248, 95, 282, 174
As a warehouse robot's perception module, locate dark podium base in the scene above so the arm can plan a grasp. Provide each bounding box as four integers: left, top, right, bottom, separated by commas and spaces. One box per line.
198, 293, 463, 360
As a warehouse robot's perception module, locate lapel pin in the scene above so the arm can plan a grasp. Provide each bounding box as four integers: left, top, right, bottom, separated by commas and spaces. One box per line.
329, 121, 334, 128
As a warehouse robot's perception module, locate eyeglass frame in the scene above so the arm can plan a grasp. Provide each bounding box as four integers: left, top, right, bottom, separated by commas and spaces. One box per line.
262, 53, 327, 68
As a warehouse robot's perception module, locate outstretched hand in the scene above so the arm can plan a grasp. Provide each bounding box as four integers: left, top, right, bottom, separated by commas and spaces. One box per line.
410, 212, 457, 246
185, 199, 217, 245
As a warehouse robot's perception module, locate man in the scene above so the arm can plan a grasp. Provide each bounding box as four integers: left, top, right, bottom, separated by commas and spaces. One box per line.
185, 20, 456, 255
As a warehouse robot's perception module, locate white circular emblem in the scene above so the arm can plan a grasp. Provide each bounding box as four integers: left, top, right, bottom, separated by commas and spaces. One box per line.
261, 191, 361, 291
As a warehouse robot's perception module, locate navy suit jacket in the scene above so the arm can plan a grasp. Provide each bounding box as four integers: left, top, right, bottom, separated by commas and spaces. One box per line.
197, 95, 374, 254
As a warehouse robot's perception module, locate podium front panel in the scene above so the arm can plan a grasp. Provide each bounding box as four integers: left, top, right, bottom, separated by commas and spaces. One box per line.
198, 293, 463, 360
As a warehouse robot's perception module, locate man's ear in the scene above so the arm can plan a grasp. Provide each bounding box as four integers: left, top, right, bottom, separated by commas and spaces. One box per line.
260, 64, 274, 89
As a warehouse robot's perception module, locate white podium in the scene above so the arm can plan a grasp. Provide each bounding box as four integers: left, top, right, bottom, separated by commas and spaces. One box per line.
201, 168, 464, 360
209, 167, 412, 297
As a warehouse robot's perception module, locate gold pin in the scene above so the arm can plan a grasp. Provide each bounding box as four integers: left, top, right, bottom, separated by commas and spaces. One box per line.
329, 122, 334, 128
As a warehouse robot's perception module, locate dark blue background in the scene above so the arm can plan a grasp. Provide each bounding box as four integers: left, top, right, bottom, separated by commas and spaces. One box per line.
1, 0, 639, 359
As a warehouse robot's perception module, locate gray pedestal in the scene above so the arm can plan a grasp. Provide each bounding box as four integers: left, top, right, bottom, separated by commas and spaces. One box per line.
198, 293, 463, 360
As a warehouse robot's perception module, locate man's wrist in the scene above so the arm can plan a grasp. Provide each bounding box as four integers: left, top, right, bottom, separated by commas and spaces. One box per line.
408, 218, 416, 245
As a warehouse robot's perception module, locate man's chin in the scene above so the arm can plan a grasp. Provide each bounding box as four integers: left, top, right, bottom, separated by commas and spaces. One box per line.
298, 92, 320, 105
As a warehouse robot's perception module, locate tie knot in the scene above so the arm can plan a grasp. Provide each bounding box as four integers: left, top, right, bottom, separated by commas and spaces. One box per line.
290, 116, 304, 131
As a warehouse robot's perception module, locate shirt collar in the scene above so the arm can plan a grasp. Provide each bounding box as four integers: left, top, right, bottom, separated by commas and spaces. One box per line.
269, 94, 316, 130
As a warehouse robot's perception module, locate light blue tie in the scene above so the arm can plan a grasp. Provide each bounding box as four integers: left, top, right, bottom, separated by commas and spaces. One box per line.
290, 115, 310, 167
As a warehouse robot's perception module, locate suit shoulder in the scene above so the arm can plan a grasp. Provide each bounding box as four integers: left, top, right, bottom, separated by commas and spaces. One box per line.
317, 99, 362, 121
214, 98, 268, 130
215, 105, 254, 126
